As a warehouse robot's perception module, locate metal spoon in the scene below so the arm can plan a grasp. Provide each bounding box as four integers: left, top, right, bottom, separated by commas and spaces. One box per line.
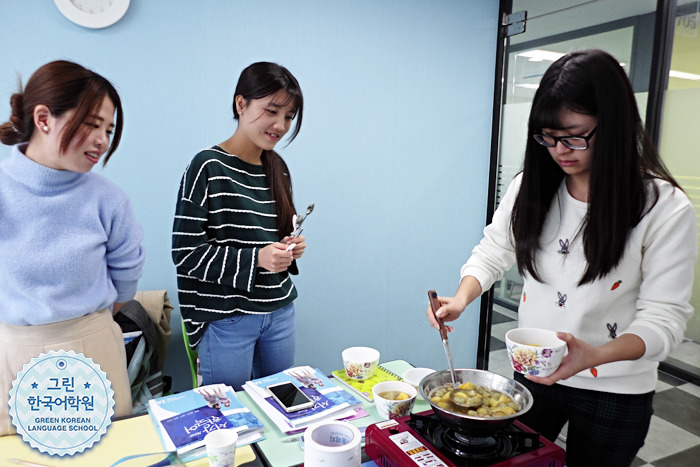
447, 384, 485, 409
427, 290, 482, 409
291, 203, 314, 237
428, 290, 457, 388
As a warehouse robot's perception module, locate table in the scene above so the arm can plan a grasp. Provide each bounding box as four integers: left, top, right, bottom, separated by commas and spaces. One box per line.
0, 360, 425, 467
251, 359, 429, 467
0, 412, 258, 466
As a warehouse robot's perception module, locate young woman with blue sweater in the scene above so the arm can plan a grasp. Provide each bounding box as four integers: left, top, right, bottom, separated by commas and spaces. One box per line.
0, 60, 145, 435
427, 50, 697, 466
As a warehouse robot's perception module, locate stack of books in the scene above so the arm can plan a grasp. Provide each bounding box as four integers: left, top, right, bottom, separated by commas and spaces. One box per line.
242, 365, 366, 435
147, 383, 264, 462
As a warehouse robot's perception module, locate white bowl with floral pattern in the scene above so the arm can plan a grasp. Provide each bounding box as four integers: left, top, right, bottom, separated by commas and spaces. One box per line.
372, 381, 417, 419
505, 328, 567, 377
342, 346, 380, 380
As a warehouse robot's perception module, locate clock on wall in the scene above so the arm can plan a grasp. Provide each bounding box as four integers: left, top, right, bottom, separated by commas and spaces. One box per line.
54, 0, 130, 29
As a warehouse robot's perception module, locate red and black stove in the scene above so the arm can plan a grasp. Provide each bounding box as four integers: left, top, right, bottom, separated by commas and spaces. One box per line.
365, 410, 566, 466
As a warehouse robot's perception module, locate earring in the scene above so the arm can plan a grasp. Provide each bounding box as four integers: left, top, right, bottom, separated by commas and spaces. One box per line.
42, 125, 49, 133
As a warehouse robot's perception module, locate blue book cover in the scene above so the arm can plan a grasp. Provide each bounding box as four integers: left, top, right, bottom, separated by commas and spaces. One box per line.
160, 405, 232, 448
147, 383, 264, 456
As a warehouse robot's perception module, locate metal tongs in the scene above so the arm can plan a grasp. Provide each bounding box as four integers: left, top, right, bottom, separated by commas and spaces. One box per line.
428, 290, 458, 388
286, 203, 314, 251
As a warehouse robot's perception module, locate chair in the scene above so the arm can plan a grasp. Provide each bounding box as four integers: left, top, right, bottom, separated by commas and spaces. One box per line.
116, 290, 174, 410
181, 320, 200, 389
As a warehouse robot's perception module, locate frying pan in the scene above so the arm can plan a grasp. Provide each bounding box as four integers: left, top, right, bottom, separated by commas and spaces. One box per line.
419, 368, 533, 436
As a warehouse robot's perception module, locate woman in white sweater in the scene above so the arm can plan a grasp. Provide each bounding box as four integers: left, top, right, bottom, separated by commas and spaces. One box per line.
427, 50, 697, 466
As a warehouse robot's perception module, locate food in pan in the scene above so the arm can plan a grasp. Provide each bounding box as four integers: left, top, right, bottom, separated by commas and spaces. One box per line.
429, 381, 521, 417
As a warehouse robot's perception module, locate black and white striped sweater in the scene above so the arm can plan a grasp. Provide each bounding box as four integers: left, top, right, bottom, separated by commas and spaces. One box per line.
172, 146, 297, 348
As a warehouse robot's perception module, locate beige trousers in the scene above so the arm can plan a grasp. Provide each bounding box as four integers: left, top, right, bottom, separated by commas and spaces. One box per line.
0, 309, 132, 436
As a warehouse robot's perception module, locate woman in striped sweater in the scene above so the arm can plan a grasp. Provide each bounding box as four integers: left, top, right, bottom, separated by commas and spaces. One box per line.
172, 62, 306, 390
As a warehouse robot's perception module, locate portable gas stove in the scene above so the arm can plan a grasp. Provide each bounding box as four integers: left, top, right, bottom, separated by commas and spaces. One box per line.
365, 410, 566, 466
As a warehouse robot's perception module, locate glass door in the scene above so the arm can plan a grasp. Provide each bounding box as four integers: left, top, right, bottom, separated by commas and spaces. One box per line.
657, 0, 700, 382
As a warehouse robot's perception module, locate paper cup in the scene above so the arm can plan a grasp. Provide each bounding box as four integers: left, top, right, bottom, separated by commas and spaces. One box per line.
204, 429, 238, 467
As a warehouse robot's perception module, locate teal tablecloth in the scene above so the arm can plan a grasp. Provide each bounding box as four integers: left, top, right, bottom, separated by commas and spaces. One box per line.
239, 359, 430, 467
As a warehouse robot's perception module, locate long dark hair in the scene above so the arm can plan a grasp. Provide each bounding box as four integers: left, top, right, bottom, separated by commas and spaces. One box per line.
0, 60, 123, 165
233, 62, 303, 238
512, 49, 679, 284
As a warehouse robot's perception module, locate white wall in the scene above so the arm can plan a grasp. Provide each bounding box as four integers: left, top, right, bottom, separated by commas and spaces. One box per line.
0, 0, 499, 392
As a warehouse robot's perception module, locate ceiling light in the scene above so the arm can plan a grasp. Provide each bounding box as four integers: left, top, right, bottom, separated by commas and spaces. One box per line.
669, 70, 700, 80
517, 50, 566, 62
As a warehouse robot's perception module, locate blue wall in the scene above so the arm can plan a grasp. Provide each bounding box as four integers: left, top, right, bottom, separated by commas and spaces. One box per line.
0, 0, 499, 392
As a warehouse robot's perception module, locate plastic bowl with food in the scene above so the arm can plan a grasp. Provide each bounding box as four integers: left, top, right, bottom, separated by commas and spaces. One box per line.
372, 380, 417, 420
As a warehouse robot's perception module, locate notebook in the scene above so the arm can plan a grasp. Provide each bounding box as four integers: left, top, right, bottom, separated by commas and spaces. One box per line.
331, 364, 403, 402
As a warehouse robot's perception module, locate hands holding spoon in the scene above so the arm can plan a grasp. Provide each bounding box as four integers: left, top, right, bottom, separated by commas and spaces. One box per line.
286, 203, 314, 251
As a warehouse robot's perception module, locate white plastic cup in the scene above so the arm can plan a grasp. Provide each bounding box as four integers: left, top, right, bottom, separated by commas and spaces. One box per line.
204, 428, 238, 467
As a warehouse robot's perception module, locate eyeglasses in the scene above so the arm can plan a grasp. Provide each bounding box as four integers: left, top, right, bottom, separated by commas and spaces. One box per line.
533, 127, 597, 150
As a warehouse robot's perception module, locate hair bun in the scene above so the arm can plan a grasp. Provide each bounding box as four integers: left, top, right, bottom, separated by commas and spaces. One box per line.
9, 92, 25, 137
9, 115, 23, 135
0, 93, 26, 145
10, 93, 24, 121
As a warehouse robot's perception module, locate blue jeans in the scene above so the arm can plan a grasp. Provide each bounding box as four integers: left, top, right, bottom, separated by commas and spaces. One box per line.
199, 302, 296, 391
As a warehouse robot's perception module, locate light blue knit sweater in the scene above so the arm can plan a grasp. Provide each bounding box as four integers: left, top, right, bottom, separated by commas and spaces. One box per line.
0, 144, 145, 325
